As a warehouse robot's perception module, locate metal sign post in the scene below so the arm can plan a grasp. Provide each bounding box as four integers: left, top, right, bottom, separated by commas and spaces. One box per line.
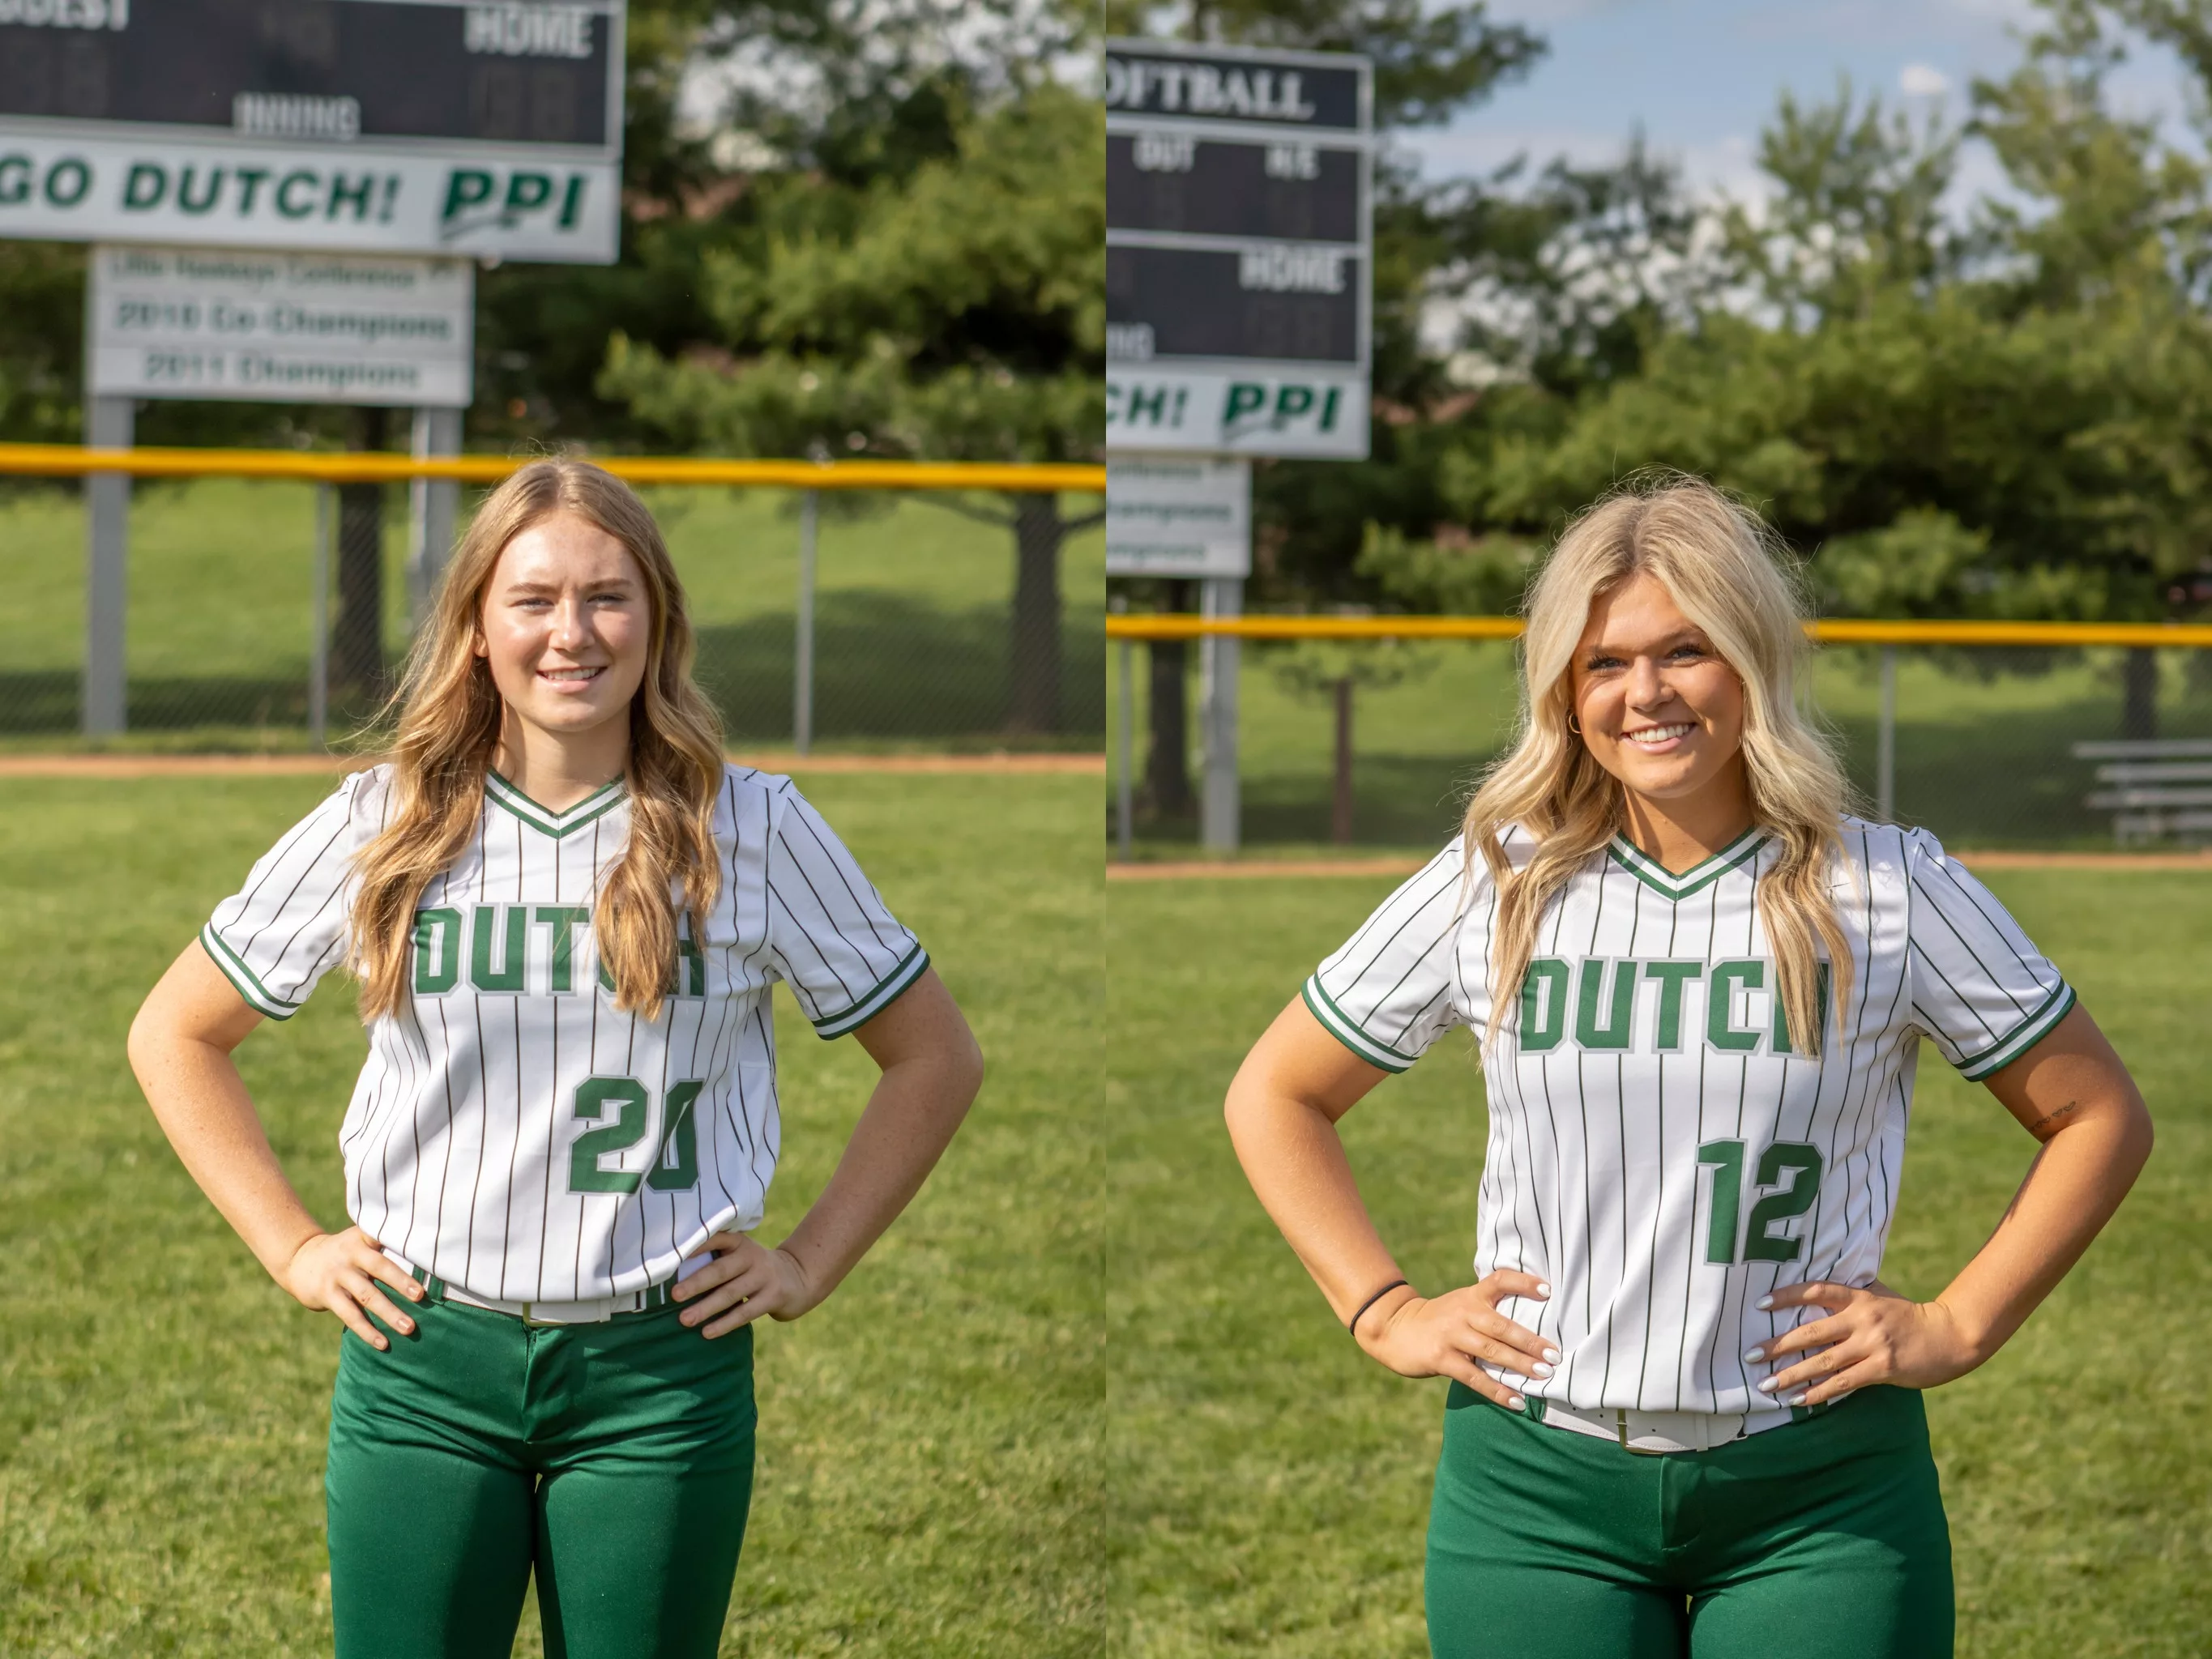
409, 405, 465, 625
1106, 40, 1373, 851
794, 490, 818, 755
80, 392, 131, 737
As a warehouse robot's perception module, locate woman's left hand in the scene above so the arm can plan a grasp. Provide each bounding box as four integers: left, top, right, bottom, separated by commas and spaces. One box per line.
673, 1231, 821, 1338
1749, 1279, 1984, 1407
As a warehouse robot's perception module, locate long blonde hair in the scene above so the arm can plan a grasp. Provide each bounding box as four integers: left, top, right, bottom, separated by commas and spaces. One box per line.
349, 459, 727, 1024
1464, 476, 1854, 1052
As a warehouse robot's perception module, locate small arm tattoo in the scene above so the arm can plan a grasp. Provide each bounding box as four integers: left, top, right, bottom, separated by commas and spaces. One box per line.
2024, 1100, 2080, 1139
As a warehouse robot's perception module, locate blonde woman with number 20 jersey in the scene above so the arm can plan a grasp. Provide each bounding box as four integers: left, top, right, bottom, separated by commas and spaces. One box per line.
1225, 476, 2150, 1659
127, 459, 984, 1659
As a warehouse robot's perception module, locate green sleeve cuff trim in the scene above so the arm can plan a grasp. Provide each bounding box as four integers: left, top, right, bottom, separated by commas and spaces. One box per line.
199, 924, 301, 1021
1956, 982, 2077, 1080
1300, 975, 1415, 1073
813, 942, 929, 1038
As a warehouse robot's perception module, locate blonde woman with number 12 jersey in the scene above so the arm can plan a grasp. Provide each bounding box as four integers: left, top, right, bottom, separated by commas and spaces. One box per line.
1225, 477, 2151, 1659
127, 459, 984, 1659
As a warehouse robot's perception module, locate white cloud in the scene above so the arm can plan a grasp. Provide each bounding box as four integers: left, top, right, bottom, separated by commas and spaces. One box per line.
1899, 62, 1950, 98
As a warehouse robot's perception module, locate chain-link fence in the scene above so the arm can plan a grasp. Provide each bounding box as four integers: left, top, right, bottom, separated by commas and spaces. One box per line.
1, 462, 1104, 753
1108, 621, 2212, 854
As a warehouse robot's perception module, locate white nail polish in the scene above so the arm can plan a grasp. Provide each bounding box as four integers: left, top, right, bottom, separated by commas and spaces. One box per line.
1744, 1346, 1765, 1363
1508, 1395, 1527, 1411
1757, 1376, 1778, 1393
1786, 1393, 1807, 1408
1531, 1363, 1554, 1379
1536, 1283, 1552, 1298
1756, 1295, 1774, 1311
1542, 1347, 1561, 1365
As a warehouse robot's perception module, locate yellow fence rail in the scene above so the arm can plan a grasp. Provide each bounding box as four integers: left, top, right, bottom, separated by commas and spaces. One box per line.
6, 441, 1101, 749
1104, 613, 2212, 649
1106, 610, 2212, 858
0, 441, 1104, 493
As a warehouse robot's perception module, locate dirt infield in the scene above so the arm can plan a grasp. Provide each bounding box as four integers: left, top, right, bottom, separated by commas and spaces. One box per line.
0, 751, 1104, 780
1109, 848, 2212, 880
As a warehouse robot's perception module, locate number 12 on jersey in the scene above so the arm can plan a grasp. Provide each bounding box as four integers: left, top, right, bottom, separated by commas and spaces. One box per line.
570, 1076, 703, 1195
1697, 1139, 1824, 1265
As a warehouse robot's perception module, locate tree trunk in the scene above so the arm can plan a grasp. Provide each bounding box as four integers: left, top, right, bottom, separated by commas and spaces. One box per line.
332, 406, 390, 709
1143, 580, 1194, 817
1332, 676, 1354, 845
1008, 493, 1064, 736
2120, 647, 2158, 740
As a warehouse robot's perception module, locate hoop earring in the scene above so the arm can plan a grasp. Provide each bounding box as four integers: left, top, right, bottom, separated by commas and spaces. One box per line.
1567, 712, 1582, 736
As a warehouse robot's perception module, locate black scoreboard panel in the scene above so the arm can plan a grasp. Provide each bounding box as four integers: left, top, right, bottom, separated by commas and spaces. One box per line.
1108, 245, 1360, 363
1106, 134, 1360, 243
0, 0, 613, 148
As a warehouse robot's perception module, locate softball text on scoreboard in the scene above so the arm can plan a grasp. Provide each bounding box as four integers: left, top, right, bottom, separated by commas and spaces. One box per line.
1104, 40, 1372, 460
0, 0, 624, 262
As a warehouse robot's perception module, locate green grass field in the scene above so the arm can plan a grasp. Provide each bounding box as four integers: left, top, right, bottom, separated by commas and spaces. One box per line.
1107, 868, 2212, 1657
1107, 638, 2212, 852
0, 478, 1105, 747
0, 770, 1103, 1657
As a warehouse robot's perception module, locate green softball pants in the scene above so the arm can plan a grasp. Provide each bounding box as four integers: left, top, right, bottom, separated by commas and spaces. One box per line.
325, 1287, 755, 1659
1427, 1384, 1954, 1659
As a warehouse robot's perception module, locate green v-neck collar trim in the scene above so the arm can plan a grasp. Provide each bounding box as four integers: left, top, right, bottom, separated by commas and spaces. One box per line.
484, 770, 627, 839
1608, 825, 1769, 901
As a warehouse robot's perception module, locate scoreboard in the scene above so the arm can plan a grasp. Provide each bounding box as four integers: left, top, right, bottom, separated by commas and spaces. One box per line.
0, 0, 623, 261
1105, 39, 1371, 459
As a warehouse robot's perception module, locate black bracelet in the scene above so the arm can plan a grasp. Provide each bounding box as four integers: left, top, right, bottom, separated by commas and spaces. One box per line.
1347, 1278, 1410, 1336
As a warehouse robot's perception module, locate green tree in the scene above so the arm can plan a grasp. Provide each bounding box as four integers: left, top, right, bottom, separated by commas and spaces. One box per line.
600, 78, 1104, 732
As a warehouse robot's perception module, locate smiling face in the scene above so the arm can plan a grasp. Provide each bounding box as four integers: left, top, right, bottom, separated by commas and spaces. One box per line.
473, 510, 652, 746
1568, 568, 1748, 808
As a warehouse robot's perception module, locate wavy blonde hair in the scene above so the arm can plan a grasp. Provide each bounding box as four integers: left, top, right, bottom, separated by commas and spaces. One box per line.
349, 459, 726, 1025
1465, 476, 1854, 1052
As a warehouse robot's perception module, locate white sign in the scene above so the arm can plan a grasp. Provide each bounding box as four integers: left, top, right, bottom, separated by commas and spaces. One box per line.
1106, 456, 1252, 578
0, 135, 617, 261
88, 244, 475, 406
1107, 367, 1368, 460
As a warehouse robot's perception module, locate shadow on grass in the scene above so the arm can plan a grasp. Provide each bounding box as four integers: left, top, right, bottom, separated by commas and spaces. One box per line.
0, 593, 1108, 748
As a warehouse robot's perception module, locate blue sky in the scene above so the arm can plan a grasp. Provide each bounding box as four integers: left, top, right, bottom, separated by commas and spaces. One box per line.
1395, 0, 2199, 207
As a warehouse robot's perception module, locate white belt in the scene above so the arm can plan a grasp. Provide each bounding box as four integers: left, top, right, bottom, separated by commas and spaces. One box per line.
381, 1248, 690, 1327
1529, 1396, 1800, 1454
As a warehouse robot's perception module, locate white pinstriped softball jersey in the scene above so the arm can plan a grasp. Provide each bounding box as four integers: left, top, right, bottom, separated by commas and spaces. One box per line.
1305, 819, 2074, 1416
201, 763, 928, 1303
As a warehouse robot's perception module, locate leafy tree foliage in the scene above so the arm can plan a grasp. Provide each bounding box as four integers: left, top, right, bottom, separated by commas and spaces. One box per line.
1343, 0, 2212, 675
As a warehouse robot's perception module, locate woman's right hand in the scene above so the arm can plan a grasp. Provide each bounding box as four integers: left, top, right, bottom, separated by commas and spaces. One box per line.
1356, 1270, 1559, 1410
278, 1226, 425, 1351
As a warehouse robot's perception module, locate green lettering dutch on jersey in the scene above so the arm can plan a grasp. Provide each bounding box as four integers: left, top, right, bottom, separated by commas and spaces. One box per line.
1510, 955, 1814, 1057
1706, 960, 1763, 1052
534, 905, 591, 993
1770, 962, 1834, 1056
1574, 958, 1636, 1050
471, 904, 528, 992
412, 907, 463, 995
1520, 958, 1569, 1052
1643, 961, 1702, 1051
404, 903, 710, 1000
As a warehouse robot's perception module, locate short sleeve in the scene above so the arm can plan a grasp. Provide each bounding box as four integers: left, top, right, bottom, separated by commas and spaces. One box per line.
200, 773, 368, 1020
1903, 829, 2075, 1079
763, 783, 929, 1038
1302, 842, 1475, 1073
